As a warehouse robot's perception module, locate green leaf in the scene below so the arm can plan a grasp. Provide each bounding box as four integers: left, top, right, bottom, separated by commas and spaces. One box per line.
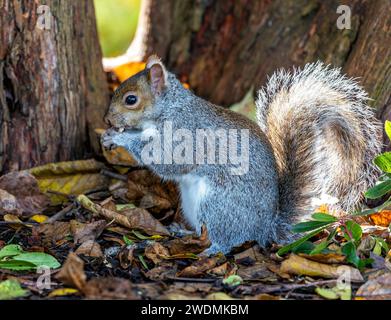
222, 275, 243, 287
373, 240, 382, 256
354, 197, 391, 216
123, 235, 134, 245
291, 241, 315, 254
0, 244, 24, 259
116, 203, 136, 211
310, 240, 329, 255
315, 287, 339, 300
342, 242, 360, 267
292, 220, 333, 233
385, 120, 391, 141
138, 255, 149, 270
0, 280, 29, 300
365, 179, 391, 199
277, 227, 326, 256
374, 152, 391, 173
311, 213, 338, 222
0, 260, 37, 271
374, 237, 389, 254
12, 252, 61, 269
345, 221, 362, 241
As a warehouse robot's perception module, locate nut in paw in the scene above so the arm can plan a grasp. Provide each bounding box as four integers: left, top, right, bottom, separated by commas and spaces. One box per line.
101, 129, 118, 151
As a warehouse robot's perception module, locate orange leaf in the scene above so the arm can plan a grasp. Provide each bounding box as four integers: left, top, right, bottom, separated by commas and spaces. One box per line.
370, 210, 391, 227
113, 62, 146, 82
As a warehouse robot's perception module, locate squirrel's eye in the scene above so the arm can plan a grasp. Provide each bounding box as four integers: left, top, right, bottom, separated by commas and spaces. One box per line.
125, 94, 138, 106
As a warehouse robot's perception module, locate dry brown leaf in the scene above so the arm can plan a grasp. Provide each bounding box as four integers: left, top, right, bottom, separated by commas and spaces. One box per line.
70, 220, 107, 244
298, 253, 346, 264
34, 221, 71, 246
177, 256, 222, 278
356, 271, 391, 299
83, 277, 140, 300
77, 194, 170, 236
370, 210, 391, 227
0, 171, 49, 216
234, 245, 266, 263
237, 263, 277, 281
167, 225, 211, 255
118, 244, 136, 269
145, 242, 170, 264
75, 240, 103, 258
56, 252, 87, 290
280, 254, 363, 282
145, 262, 178, 281
207, 262, 231, 277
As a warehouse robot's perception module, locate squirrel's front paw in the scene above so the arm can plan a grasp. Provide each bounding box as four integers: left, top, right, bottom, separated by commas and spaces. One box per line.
101, 129, 118, 150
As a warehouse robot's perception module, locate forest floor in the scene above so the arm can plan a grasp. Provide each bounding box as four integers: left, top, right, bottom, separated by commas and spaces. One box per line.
0, 156, 389, 300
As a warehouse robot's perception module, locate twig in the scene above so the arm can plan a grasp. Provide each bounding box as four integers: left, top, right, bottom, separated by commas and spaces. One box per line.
45, 204, 74, 223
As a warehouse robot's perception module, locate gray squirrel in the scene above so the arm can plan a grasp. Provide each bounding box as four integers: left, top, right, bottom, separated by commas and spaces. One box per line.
102, 55, 382, 254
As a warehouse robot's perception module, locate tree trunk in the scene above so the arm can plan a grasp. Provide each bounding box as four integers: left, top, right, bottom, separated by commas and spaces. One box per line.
144, 0, 390, 140
0, 0, 109, 173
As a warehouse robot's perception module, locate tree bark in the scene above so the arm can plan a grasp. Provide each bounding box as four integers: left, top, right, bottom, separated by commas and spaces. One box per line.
0, 0, 109, 173
144, 0, 390, 140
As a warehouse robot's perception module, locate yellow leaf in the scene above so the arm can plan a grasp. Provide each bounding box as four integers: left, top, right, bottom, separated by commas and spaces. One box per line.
3, 214, 22, 223
370, 210, 391, 227
30, 215, 48, 223
29, 160, 109, 205
280, 254, 363, 281
113, 62, 146, 82
48, 288, 79, 298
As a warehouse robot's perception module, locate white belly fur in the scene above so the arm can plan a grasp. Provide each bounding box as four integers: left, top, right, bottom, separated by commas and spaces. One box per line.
178, 174, 209, 230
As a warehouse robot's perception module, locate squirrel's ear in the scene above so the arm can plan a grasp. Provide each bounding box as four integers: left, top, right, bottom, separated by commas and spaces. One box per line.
146, 55, 168, 96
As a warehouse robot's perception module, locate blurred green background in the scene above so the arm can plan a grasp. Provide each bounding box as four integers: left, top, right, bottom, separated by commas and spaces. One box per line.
94, 0, 141, 57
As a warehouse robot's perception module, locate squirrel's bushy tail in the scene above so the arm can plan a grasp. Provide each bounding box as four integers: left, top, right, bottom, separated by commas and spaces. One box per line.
256, 62, 382, 221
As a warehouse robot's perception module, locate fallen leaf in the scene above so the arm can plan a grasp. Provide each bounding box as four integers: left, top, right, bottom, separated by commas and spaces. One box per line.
34, 222, 71, 246
237, 263, 277, 281
113, 62, 146, 82
77, 195, 170, 236
82, 277, 140, 300
370, 210, 391, 227
0, 171, 49, 216
70, 220, 107, 244
118, 244, 136, 269
167, 225, 210, 255
356, 271, 391, 299
56, 252, 86, 290
30, 159, 109, 205
145, 242, 170, 264
223, 275, 243, 286
280, 254, 363, 281
48, 288, 79, 298
30, 215, 48, 223
177, 256, 222, 278
298, 253, 346, 264
0, 279, 29, 300
75, 240, 103, 258
145, 262, 177, 281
